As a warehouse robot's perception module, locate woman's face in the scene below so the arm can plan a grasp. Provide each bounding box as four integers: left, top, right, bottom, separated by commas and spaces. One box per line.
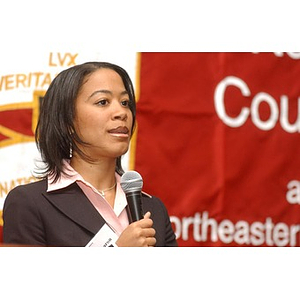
73, 68, 133, 160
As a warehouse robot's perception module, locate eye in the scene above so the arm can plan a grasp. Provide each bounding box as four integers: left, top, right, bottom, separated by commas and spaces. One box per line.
121, 100, 130, 107
95, 99, 108, 106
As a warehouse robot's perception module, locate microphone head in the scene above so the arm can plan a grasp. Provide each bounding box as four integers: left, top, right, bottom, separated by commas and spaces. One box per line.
120, 171, 143, 193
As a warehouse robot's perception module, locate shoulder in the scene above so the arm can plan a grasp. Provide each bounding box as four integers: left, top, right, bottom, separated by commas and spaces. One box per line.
3, 179, 49, 245
6, 179, 47, 197
141, 192, 169, 216
141, 191, 152, 198
4, 179, 47, 208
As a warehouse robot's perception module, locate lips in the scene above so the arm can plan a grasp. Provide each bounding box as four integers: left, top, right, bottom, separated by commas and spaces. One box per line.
108, 126, 130, 136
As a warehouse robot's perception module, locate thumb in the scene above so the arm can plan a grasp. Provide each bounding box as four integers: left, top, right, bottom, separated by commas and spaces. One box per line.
143, 211, 151, 219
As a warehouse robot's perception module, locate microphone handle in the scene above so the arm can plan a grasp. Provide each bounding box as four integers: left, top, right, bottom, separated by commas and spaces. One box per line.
125, 191, 143, 223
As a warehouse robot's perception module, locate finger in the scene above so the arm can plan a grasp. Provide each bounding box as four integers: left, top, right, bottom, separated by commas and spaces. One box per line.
142, 227, 156, 237
131, 211, 151, 227
143, 211, 151, 219
139, 217, 153, 229
146, 237, 156, 247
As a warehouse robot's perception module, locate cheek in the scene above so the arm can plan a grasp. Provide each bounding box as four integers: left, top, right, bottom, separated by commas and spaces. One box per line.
74, 111, 105, 137
129, 114, 134, 132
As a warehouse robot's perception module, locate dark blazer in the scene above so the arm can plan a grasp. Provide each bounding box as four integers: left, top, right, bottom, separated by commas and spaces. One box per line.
3, 179, 177, 247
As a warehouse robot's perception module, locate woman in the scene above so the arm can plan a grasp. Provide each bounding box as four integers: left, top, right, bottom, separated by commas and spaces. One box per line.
3, 62, 177, 247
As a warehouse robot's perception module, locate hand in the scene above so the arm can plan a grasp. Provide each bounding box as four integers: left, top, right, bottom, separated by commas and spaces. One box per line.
116, 212, 156, 247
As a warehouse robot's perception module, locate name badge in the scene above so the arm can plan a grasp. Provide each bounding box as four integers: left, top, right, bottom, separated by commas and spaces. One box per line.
86, 223, 119, 247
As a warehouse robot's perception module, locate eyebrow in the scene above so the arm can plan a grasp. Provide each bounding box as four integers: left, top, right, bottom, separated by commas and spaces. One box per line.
87, 89, 129, 101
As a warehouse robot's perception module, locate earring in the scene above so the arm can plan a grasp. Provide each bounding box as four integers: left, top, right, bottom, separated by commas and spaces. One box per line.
69, 143, 73, 158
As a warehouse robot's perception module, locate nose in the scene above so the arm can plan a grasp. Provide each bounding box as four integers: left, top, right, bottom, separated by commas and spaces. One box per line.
111, 101, 128, 121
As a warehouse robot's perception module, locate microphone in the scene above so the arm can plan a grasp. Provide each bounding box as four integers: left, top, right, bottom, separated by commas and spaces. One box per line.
120, 171, 143, 223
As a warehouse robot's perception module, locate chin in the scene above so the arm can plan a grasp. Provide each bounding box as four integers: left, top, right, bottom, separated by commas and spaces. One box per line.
112, 145, 130, 157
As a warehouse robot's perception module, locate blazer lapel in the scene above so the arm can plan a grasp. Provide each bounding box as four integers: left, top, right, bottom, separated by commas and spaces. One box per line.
42, 182, 105, 235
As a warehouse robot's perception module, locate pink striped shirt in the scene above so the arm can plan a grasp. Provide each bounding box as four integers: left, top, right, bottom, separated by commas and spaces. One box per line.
47, 160, 129, 236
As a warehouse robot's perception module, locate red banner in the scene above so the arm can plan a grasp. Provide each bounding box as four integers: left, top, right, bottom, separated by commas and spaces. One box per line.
134, 52, 300, 246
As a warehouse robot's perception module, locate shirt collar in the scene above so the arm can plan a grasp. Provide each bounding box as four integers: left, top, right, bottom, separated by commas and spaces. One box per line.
47, 160, 82, 192
47, 160, 122, 194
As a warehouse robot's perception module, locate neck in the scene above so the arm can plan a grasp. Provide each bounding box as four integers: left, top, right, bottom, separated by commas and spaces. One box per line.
70, 154, 117, 191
